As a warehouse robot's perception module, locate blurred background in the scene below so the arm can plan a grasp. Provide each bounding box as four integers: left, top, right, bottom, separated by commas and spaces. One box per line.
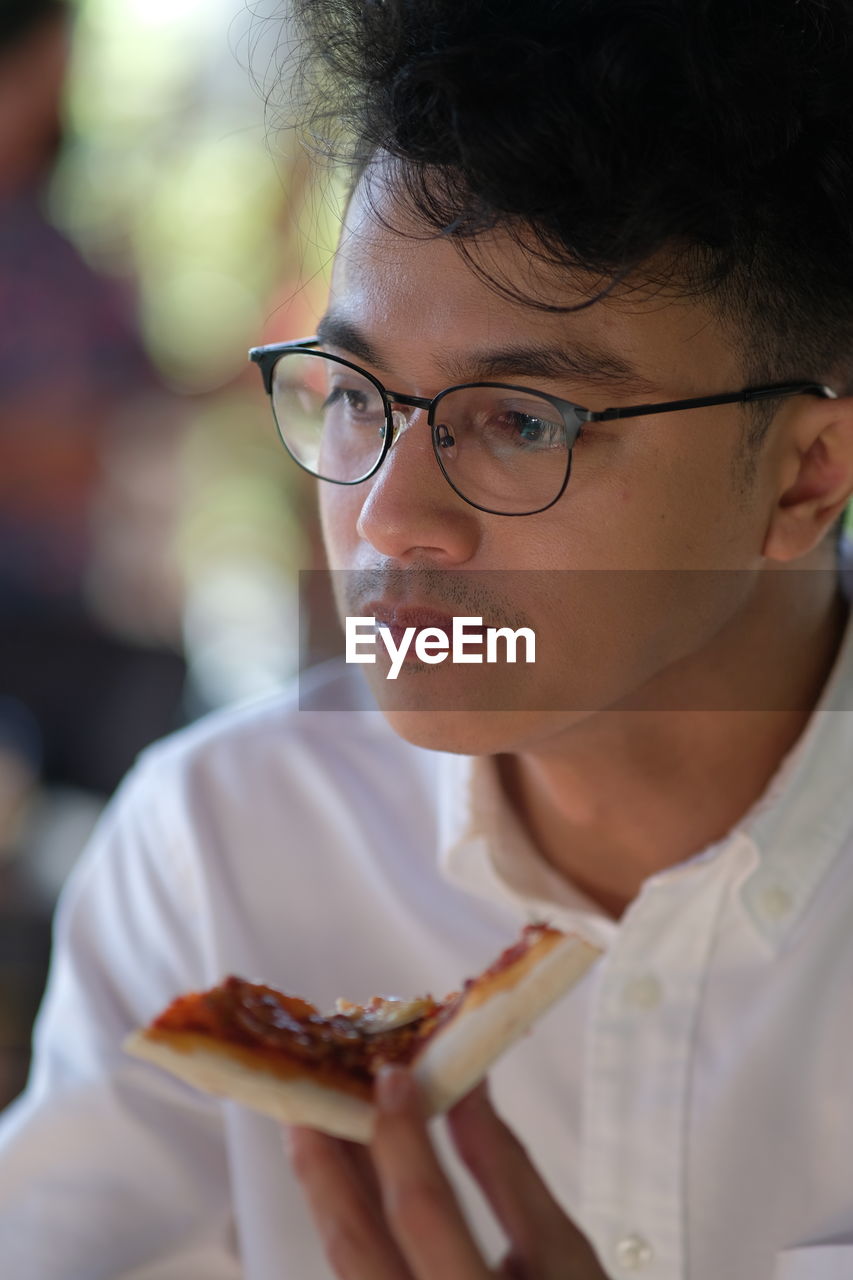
0, 0, 341, 1106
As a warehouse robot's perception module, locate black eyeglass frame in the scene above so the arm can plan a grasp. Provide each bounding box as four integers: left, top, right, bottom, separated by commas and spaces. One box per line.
249, 336, 838, 517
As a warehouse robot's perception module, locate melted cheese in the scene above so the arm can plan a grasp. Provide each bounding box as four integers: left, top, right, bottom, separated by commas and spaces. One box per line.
332, 995, 436, 1034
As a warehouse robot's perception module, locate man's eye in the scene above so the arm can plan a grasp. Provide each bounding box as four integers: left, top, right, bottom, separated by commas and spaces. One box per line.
503, 412, 565, 448
516, 415, 547, 442
323, 386, 371, 413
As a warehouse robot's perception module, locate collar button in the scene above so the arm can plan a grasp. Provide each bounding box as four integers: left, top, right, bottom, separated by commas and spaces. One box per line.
615, 1233, 654, 1270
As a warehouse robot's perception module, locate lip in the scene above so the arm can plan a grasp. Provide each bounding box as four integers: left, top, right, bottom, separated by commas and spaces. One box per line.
360, 601, 459, 632
357, 599, 492, 670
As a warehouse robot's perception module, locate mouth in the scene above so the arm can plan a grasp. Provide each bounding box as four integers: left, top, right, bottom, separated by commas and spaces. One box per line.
360, 601, 487, 658
364, 603, 455, 631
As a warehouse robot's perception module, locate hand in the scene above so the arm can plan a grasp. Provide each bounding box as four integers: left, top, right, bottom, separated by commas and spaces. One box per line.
285, 1065, 608, 1280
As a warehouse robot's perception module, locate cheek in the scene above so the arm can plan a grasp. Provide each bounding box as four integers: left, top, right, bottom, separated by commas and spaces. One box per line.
318, 486, 362, 568
596, 436, 756, 568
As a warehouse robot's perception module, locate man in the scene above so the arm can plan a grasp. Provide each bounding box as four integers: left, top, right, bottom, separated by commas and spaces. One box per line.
1, 1, 853, 1277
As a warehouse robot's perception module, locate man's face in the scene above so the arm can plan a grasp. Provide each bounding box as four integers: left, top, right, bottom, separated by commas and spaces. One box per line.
318, 177, 794, 752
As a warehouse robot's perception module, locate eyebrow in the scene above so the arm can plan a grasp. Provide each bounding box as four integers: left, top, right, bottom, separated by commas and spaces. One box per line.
315, 312, 658, 397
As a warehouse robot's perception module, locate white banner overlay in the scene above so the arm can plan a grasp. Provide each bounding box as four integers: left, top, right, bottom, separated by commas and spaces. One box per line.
345, 616, 537, 680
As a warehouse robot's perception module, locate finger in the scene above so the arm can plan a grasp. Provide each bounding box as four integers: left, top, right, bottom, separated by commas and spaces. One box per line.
370, 1065, 491, 1280
447, 1079, 602, 1275
336, 1136, 386, 1213
286, 1125, 412, 1280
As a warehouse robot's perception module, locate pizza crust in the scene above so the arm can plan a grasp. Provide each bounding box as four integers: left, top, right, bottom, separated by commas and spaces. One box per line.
411, 930, 600, 1114
124, 1029, 377, 1140
123, 930, 601, 1143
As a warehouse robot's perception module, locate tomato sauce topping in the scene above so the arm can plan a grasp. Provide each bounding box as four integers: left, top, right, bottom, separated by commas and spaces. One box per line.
151, 977, 448, 1084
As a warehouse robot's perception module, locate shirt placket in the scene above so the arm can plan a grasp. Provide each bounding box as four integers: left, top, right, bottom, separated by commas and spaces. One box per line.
580, 839, 743, 1280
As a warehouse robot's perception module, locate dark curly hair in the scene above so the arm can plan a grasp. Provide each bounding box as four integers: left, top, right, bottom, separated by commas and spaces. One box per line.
286, 0, 853, 493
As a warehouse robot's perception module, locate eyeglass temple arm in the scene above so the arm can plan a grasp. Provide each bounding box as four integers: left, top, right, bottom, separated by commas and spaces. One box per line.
590, 382, 837, 423
247, 342, 837, 423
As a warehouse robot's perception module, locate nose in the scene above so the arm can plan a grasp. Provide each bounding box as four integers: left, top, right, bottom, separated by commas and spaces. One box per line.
354, 407, 480, 564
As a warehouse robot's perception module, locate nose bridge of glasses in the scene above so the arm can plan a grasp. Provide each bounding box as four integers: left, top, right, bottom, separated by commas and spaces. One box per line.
387, 390, 433, 413
386, 390, 433, 448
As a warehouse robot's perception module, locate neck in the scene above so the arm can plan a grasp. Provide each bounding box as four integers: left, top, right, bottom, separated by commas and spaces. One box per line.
499, 560, 850, 920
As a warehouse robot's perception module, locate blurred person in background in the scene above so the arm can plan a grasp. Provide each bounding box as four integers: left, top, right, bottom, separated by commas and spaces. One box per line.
0, 0, 188, 1102
0, 0, 187, 822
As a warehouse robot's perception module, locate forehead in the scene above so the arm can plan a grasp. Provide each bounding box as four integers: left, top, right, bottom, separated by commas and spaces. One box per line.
333, 177, 607, 334
328, 173, 738, 393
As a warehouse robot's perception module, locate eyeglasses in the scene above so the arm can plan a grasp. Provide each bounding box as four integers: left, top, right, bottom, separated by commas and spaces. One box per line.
249, 336, 837, 517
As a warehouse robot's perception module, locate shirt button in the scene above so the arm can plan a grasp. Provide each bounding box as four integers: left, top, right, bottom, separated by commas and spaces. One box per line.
759, 885, 793, 920
615, 1233, 655, 1269
623, 974, 663, 1010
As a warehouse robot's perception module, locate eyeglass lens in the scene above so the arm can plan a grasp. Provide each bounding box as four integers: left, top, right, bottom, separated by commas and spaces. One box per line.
270, 349, 573, 514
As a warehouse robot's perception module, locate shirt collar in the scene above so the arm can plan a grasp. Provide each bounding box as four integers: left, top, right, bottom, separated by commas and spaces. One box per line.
438, 561, 853, 954
437, 748, 620, 948
736, 565, 853, 948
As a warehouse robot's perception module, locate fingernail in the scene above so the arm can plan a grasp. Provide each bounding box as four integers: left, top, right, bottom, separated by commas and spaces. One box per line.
376, 1064, 413, 1113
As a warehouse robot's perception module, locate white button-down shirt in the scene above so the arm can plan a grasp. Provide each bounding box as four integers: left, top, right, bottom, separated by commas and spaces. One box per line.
1, 588, 853, 1279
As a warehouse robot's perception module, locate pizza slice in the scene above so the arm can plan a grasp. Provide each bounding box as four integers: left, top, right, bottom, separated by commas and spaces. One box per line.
123, 922, 601, 1142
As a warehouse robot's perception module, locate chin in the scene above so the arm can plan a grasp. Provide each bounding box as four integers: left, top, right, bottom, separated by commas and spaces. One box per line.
362, 663, 599, 753
379, 707, 509, 755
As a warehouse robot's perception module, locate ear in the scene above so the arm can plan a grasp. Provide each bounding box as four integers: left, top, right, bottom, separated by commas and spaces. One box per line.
762, 394, 853, 562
